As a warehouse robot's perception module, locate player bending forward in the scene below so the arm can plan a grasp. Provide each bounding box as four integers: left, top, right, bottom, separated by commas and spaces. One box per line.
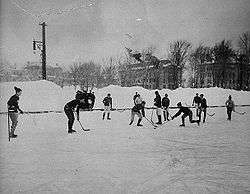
129, 101, 146, 126
172, 102, 200, 127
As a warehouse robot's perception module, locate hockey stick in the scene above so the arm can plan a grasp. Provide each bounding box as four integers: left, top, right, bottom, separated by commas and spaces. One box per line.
144, 116, 157, 127
78, 120, 90, 131
7, 110, 10, 141
234, 111, 246, 115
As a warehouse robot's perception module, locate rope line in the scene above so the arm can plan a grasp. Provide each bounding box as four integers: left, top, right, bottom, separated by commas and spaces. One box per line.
1, 105, 249, 115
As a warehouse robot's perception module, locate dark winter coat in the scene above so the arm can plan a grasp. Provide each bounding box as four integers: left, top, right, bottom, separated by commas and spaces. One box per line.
162, 97, 170, 108
172, 106, 192, 119
7, 94, 22, 113
200, 98, 207, 108
103, 97, 112, 107
193, 96, 201, 105
225, 99, 235, 110
64, 99, 81, 115
132, 104, 145, 117
154, 95, 161, 108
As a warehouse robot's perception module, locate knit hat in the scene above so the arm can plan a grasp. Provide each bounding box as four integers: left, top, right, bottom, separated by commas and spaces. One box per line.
177, 102, 182, 107
14, 86, 22, 93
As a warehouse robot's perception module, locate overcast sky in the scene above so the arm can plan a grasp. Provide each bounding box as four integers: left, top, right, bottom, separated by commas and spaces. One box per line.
1, 0, 250, 68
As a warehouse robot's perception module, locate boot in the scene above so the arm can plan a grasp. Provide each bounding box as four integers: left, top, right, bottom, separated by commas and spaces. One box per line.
156, 116, 162, 124
107, 113, 111, 120
137, 118, 143, 126
180, 124, 185, 127
129, 120, 133, 125
10, 134, 18, 138
102, 113, 105, 120
197, 120, 200, 126
68, 129, 76, 133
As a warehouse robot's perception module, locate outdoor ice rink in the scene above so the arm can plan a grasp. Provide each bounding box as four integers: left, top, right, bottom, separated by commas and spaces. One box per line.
0, 107, 249, 194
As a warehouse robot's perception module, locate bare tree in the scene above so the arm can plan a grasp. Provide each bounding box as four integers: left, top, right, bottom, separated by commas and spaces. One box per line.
69, 63, 80, 90
168, 40, 192, 88
102, 57, 119, 86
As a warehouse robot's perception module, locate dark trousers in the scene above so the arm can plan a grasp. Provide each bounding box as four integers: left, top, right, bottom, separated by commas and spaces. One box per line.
227, 107, 233, 120
182, 111, 198, 125
9, 112, 18, 135
64, 107, 75, 131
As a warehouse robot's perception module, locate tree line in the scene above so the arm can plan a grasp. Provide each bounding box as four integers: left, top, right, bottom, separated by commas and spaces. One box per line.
0, 31, 249, 90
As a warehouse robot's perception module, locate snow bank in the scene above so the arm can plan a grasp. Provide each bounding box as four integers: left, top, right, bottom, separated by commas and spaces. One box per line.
1, 81, 250, 112
0, 80, 63, 112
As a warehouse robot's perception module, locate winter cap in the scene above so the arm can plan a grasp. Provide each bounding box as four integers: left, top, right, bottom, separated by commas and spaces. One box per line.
177, 102, 182, 106
14, 86, 22, 93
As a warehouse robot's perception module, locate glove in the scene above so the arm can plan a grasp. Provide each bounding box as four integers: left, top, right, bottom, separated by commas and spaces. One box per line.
171, 116, 174, 120
20, 110, 24, 114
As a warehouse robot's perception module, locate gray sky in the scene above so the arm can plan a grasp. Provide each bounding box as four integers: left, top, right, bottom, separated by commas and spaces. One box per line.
1, 0, 250, 68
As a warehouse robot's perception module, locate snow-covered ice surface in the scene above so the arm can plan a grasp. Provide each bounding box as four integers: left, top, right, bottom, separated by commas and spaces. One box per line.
0, 81, 250, 193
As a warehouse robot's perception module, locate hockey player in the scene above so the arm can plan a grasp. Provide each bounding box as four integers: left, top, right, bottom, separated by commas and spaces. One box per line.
225, 95, 235, 121
7, 87, 24, 138
134, 93, 143, 105
162, 93, 170, 121
103, 93, 112, 120
129, 101, 146, 126
154, 91, 162, 124
133, 92, 139, 105
199, 94, 207, 123
192, 93, 201, 117
172, 102, 200, 127
64, 98, 85, 133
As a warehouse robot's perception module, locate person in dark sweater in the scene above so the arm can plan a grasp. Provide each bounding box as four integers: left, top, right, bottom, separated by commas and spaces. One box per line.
64, 98, 85, 133
129, 101, 146, 126
133, 92, 139, 105
172, 102, 200, 127
192, 93, 201, 117
162, 93, 170, 121
7, 87, 24, 138
154, 91, 162, 124
103, 93, 112, 120
225, 95, 235, 121
199, 94, 207, 123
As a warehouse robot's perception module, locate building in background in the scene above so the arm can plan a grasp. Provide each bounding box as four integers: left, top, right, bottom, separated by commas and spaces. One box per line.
196, 62, 250, 90
119, 59, 177, 90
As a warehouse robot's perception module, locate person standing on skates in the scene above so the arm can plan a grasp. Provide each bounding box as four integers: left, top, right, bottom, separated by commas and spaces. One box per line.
199, 94, 207, 123
192, 93, 201, 117
129, 101, 146, 126
103, 93, 112, 120
154, 91, 162, 124
64, 98, 85, 133
162, 93, 170, 121
225, 95, 235, 121
7, 87, 24, 138
172, 102, 200, 127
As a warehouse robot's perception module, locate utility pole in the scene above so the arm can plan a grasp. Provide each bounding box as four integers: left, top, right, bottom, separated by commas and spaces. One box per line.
33, 22, 47, 80
40, 22, 47, 80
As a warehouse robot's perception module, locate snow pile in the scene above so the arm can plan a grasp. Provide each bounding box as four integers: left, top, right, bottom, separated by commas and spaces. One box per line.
90, 85, 250, 109
0, 80, 63, 112
1, 81, 250, 112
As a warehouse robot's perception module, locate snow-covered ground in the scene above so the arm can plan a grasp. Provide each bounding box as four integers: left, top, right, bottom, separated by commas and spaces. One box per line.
0, 81, 250, 193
